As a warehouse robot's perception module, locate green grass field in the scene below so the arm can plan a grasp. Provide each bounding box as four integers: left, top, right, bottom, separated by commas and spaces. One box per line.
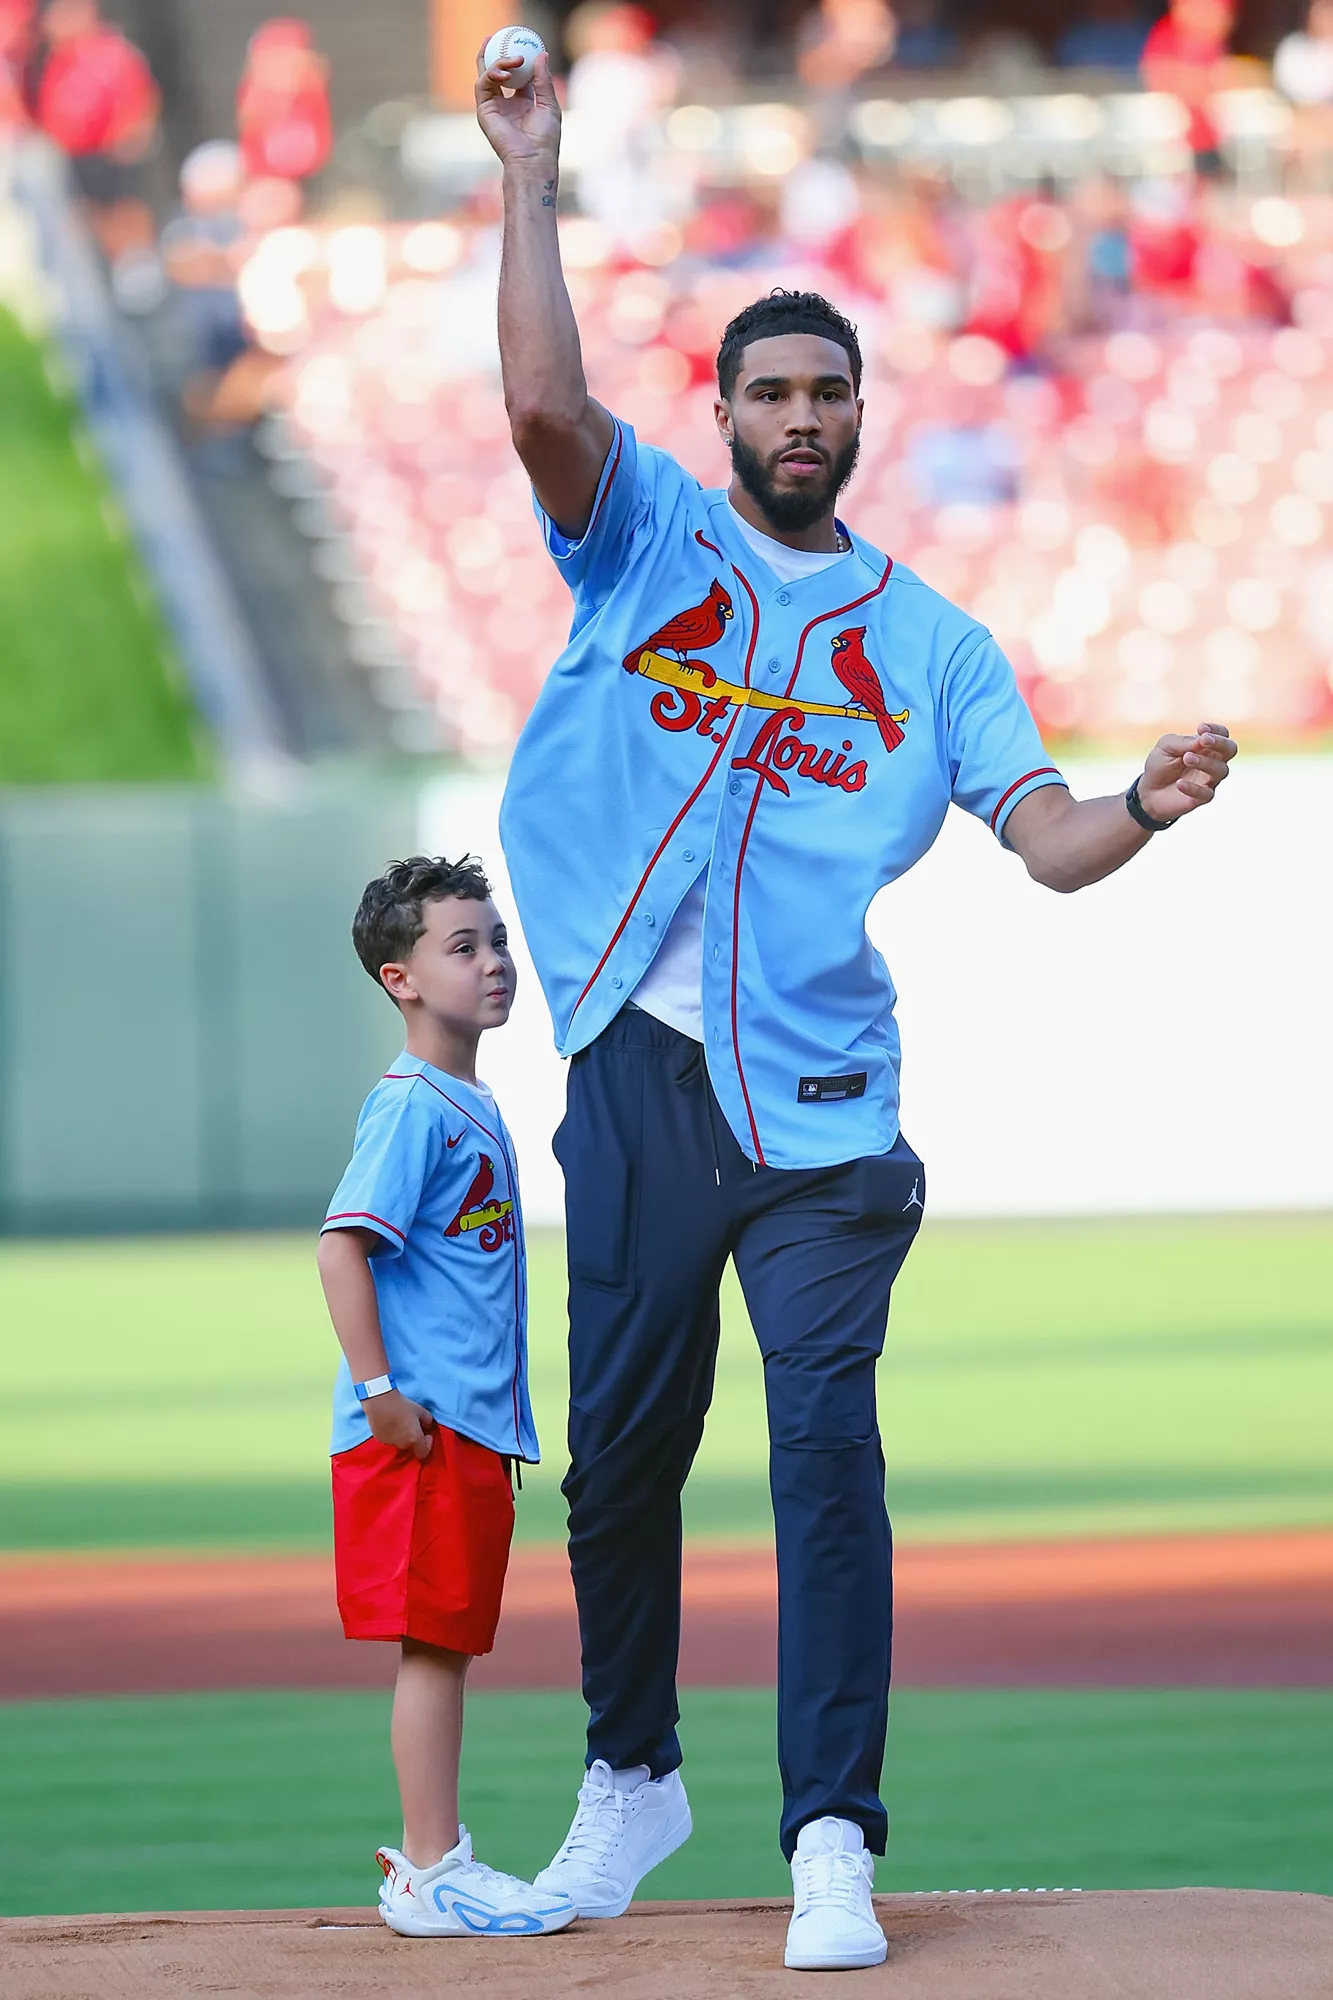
1, 1216, 1329, 1553
2, 1689, 1330, 1915
0, 309, 209, 783
1, 1217, 1329, 1916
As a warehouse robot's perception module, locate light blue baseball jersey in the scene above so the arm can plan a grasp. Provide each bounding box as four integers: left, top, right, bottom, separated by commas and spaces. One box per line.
501, 418, 1066, 1170
323, 1054, 538, 1462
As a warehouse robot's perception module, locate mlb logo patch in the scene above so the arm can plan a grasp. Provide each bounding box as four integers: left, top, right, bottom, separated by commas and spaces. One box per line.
797, 1073, 868, 1104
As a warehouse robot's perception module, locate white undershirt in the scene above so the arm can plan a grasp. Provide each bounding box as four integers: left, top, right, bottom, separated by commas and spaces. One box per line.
630, 508, 852, 1041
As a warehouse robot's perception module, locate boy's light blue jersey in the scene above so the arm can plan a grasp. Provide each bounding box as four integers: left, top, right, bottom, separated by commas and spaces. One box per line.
323, 1054, 537, 1463
501, 419, 1067, 1171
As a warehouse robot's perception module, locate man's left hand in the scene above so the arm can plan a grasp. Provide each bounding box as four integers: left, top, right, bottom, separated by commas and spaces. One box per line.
1138, 721, 1237, 823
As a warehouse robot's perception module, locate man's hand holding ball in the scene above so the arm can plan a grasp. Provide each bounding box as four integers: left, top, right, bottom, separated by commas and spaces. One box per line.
476, 25, 558, 169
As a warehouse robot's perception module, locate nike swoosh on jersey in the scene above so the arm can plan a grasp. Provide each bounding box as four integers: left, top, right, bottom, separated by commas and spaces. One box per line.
446, 1132, 464, 1149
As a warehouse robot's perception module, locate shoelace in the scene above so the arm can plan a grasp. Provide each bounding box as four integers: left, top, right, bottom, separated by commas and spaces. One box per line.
794, 1850, 869, 1913
555, 1780, 628, 1865
455, 1855, 532, 1896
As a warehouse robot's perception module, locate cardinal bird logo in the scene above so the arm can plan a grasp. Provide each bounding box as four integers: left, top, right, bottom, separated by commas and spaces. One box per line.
444, 1153, 515, 1251
624, 579, 734, 686
445, 1154, 493, 1235
829, 628, 907, 754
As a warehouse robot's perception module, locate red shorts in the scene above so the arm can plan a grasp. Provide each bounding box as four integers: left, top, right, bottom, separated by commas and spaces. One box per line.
331, 1424, 515, 1655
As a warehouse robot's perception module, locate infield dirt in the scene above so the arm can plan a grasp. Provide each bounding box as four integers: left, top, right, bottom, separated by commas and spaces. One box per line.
4, 1890, 1330, 1999
2, 1528, 1330, 1698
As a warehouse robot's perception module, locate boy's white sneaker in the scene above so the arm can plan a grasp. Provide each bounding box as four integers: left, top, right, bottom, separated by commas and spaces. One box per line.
533, 1758, 692, 1918
784, 1817, 888, 1971
377, 1828, 576, 1937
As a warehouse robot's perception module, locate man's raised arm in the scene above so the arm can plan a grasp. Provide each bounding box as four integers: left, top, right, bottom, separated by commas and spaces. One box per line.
475, 47, 615, 538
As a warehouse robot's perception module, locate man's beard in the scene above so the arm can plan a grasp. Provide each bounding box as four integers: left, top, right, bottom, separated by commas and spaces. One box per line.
730, 429, 861, 533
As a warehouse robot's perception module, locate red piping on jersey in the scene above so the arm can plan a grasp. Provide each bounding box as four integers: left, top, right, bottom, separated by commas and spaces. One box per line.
324, 1210, 405, 1239
728, 777, 768, 1163
721, 553, 895, 1165
567, 531, 760, 1024
384, 1071, 504, 1150
707, 544, 769, 1162
382, 1070, 526, 1453
989, 766, 1063, 833
782, 555, 894, 701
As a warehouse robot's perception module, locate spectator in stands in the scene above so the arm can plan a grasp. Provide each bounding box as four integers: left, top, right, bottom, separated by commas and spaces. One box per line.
161, 140, 246, 418
906, 405, 1022, 506
682, 184, 778, 265
780, 152, 862, 255
1072, 174, 1134, 324
959, 12, 1045, 82
565, 3, 679, 251
236, 17, 331, 186
1275, 0, 1333, 104
27, 0, 159, 262
845, 165, 966, 326
161, 140, 285, 463
1141, 0, 1236, 178
964, 194, 1070, 360
796, 0, 897, 91
1274, 0, 1333, 182
890, 0, 959, 70
1128, 174, 1201, 296
1056, 0, 1149, 72
0, 0, 33, 127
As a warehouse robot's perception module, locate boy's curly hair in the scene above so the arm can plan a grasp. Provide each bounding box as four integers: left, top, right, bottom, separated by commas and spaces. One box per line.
352, 854, 491, 992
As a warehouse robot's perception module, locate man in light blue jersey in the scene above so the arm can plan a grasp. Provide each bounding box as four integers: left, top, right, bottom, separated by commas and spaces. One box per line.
478, 46, 1237, 1973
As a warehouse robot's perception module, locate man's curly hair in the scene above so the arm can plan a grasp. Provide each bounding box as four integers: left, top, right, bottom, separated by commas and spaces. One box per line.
716, 289, 862, 400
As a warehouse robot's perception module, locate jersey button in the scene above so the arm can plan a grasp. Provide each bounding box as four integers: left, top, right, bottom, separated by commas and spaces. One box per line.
645, 913, 655, 927
776, 591, 791, 606
611, 976, 622, 989
728, 779, 742, 795
682, 848, 694, 862
767, 657, 781, 674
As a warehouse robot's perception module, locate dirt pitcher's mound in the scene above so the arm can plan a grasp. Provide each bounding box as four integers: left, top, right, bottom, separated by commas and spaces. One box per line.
3, 1890, 1330, 1999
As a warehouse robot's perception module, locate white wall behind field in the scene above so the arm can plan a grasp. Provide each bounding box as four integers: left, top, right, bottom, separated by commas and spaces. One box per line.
421, 757, 1333, 1225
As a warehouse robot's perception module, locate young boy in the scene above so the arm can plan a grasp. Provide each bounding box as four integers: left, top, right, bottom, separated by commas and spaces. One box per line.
318, 854, 575, 1939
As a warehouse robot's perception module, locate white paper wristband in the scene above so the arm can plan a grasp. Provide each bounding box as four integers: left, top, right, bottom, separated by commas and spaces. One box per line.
352, 1373, 397, 1400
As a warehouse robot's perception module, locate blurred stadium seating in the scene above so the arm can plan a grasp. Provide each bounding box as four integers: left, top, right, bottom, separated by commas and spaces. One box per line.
10, 3, 1333, 763
242, 181, 1333, 757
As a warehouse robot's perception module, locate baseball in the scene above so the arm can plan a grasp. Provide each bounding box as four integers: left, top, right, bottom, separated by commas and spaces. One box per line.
483, 24, 546, 89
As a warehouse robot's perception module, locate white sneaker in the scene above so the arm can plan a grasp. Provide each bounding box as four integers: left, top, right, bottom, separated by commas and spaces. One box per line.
785, 1817, 887, 1971
533, 1759, 692, 1918
377, 1828, 576, 1937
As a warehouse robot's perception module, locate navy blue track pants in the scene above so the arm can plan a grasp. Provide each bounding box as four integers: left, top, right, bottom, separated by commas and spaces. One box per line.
554, 1005, 925, 1859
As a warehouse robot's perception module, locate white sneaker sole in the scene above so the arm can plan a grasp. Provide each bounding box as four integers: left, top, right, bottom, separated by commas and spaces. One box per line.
543, 1799, 694, 1921
785, 1928, 888, 1970
380, 1900, 577, 1938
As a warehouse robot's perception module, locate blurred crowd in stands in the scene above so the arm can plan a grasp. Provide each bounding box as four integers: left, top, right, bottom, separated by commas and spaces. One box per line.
5, 0, 1333, 754
1, 4, 332, 248
0, 3, 334, 447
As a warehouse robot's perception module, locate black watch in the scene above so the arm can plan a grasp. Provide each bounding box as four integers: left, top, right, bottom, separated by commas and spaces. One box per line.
1125, 775, 1176, 833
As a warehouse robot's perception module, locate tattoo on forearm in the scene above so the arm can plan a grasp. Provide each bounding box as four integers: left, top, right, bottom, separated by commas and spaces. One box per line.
541, 178, 556, 208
